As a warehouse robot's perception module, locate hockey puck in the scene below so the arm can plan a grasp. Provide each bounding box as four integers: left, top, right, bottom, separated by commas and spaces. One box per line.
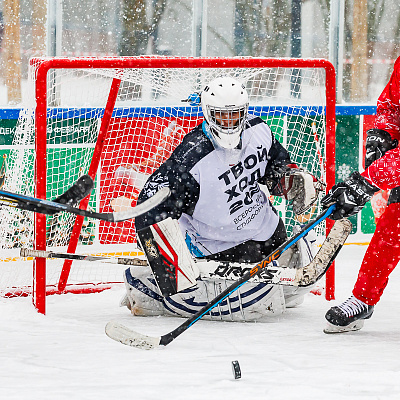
231, 360, 241, 379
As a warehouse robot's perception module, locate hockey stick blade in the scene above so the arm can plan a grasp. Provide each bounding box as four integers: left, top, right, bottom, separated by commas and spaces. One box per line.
52, 174, 94, 208
0, 186, 170, 222
105, 205, 338, 350
295, 218, 352, 286
0, 174, 94, 216
105, 321, 161, 350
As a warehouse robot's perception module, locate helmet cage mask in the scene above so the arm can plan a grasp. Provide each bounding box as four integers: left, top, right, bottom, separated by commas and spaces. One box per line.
201, 77, 249, 149
209, 104, 248, 131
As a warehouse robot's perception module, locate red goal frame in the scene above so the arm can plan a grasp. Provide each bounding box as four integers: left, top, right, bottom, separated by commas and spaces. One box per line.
32, 57, 336, 314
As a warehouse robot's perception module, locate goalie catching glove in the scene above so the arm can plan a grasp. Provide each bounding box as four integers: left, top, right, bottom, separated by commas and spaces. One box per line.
321, 172, 379, 220
279, 168, 324, 215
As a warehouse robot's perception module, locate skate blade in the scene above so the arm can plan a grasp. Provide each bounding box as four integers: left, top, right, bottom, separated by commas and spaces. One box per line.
323, 320, 365, 334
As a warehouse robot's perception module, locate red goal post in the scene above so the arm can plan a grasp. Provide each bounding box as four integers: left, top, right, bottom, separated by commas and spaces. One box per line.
1, 57, 336, 313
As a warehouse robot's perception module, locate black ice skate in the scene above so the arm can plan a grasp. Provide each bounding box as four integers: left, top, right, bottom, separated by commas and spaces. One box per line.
324, 295, 374, 334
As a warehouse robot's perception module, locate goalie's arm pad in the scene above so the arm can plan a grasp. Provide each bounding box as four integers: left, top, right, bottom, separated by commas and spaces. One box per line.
135, 158, 200, 232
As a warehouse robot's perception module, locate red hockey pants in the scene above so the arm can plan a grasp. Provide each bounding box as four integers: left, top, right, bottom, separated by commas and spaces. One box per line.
353, 202, 400, 305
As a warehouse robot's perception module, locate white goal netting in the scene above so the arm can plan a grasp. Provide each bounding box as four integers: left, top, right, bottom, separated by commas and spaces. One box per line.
0, 57, 332, 300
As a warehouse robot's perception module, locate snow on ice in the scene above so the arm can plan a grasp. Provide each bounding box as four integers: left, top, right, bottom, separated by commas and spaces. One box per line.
1, 244, 400, 400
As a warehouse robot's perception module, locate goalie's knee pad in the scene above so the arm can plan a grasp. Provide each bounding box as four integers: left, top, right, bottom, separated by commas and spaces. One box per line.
294, 226, 318, 266
123, 266, 165, 316
276, 227, 317, 271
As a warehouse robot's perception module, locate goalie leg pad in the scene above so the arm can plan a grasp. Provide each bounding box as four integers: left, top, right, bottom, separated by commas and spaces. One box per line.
164, 279, 285, 322
137, 217, 199, 297
122, 267, 286, 321
283, 286, 311, 308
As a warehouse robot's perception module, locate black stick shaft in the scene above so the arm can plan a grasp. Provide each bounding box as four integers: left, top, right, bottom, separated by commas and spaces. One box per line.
0, 186, 169, 222
20, 248, 147, 266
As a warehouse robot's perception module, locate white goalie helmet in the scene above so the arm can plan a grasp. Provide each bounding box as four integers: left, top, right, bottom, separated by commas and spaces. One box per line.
201, 77, 249, 149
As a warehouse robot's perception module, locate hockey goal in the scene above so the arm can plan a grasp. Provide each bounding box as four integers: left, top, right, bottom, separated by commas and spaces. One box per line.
0, 57, 336, 313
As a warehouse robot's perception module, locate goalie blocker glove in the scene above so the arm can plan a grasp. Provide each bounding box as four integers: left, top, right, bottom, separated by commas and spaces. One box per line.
364, 128, 398, 168
321, 172, 379, 220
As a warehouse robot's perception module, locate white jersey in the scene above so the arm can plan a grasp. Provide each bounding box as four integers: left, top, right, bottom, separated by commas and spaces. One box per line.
135, 115, 292, 256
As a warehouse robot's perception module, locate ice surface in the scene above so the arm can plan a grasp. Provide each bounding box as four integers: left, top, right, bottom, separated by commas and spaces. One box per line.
1, 244, 400, 400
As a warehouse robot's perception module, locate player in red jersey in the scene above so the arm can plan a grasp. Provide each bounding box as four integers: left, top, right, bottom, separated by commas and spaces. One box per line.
322, 56, 400, 333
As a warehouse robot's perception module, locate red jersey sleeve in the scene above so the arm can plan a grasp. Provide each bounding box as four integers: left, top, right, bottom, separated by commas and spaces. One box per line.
361, 56, 400, 190
362, 146, 400, 190
374, 56, 400, 140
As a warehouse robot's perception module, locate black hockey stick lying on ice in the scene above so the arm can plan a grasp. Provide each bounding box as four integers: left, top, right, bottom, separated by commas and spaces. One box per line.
105, 205, 352, 350
0, 176, 170, 222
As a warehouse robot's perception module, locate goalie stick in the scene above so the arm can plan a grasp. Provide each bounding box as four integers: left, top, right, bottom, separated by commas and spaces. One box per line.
105, 205, 350, 350
0, 183, 170, 222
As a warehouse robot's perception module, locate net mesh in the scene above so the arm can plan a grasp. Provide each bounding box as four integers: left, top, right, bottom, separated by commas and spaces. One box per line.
0, 58, 329, 297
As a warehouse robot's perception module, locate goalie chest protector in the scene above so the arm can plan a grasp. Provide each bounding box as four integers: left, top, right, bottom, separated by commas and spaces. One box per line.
137, 116, 282, 256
